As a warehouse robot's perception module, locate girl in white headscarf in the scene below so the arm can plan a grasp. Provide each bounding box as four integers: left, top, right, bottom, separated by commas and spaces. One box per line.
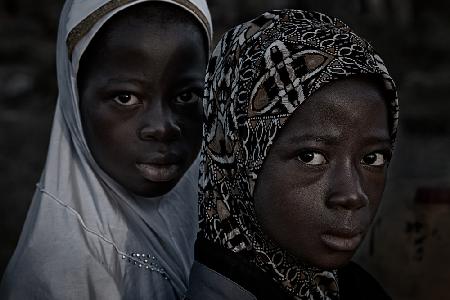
0, 0, 212, 299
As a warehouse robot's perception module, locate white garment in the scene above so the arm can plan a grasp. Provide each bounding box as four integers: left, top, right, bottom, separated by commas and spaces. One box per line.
0, 0, 212, 299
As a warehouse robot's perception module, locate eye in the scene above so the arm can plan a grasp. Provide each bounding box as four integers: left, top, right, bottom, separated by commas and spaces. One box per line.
113, 93, 140, 106
175, 91, 201, 104
361, 152, 387, 167
297, 151, 327, 165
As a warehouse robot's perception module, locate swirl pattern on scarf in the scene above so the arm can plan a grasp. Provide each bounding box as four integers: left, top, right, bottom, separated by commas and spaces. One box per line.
198, 9, 399, 299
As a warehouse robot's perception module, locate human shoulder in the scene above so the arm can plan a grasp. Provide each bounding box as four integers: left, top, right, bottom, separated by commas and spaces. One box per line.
0, 192, 120, 299
187, 261, 257, 300
189, 238, 295, 300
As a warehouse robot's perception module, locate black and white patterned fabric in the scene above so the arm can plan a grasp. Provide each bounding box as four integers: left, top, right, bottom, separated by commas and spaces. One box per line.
198, 9, 399, 299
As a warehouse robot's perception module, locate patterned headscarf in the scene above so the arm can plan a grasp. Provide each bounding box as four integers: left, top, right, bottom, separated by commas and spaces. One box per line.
198, 9, 399, 299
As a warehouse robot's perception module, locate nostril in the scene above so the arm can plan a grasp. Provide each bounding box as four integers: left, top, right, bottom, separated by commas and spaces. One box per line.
326, 187, 369, 211
138, 122, 181, 142
327, 164, 369, 211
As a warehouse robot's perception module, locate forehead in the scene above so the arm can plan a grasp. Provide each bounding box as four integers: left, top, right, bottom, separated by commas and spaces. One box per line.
77, 3, 207, 84
82, 2, 207, 62
100, 19, 203, 56
122, 5, 199, 31
278, 78, 390, 142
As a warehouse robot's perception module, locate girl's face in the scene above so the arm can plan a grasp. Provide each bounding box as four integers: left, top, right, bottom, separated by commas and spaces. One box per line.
254, 78, 391, 269
78, 8, 207, 197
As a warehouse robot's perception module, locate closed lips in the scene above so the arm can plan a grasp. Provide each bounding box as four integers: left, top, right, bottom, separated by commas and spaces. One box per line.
320, 231, 363, 252
136, 163, 182, 182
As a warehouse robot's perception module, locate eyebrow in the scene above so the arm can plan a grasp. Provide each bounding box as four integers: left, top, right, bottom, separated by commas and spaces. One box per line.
105, 77, 147, 86
287, 134, 341, 145
105, 75, 204, 87
174, 75, 205, 87
287, 134, 391, 146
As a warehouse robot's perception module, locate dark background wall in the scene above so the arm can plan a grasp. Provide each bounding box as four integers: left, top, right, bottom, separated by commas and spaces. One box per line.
1, 1, 449, 299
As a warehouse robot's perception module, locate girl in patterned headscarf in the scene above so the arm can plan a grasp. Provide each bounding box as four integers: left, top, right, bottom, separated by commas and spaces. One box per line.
187, 9, 398, 300
1, 0, 212, 299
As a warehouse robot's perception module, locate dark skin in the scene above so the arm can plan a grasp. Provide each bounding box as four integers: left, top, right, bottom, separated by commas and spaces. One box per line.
254, 77, 392, 270
78, 4, 207, 197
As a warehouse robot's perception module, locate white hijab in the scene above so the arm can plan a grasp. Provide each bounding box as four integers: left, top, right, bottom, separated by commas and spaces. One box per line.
0, 0, 212, 299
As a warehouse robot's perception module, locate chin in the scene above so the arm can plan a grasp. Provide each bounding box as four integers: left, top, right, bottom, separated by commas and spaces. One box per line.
292, 249, 355, 270
312, 252, 355, 270
144, 183, 179, 197
131, 179, 181, 198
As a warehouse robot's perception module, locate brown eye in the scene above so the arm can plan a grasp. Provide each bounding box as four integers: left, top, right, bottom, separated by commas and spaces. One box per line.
297, 151, 327, 165
361, 152, 386, 166
113, 93, 140, 106
175, 91, 200, 104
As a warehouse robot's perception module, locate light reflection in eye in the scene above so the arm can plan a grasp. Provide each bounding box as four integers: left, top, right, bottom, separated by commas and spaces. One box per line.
113, 93, 140, 106
361, 152, 386, 167
297, 151, 327, 165
175, 91, 201, 104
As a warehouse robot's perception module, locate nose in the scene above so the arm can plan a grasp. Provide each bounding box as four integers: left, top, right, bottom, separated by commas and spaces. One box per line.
138, 101, 181, 142
326, 160, 368, 211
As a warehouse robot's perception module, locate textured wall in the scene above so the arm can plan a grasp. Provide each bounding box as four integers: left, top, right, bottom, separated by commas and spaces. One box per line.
1, 0, 449, 298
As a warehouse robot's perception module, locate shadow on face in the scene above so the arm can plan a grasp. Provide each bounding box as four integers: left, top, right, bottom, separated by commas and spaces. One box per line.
254, 76, 392, 270
77, 2, 207, 197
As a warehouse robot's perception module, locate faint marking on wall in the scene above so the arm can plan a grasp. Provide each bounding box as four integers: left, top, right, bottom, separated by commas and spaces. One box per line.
406, 187, 450, 261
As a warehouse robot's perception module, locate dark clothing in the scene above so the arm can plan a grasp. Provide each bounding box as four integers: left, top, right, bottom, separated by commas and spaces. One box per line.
187, 238, 391, 300
338, 262, 392, 300
197, 8, 399, 298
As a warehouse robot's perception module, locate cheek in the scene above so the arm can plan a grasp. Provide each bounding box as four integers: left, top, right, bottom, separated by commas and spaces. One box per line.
363, 171, 387, 213
178, 106, 202, 146
82, 104, 136, 156
254, 162, 326, 246
180, 103, 202, 128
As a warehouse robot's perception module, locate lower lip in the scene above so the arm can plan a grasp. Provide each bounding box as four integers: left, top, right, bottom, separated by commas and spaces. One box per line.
136, 163, 182, 182
320, 233, 362, 252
